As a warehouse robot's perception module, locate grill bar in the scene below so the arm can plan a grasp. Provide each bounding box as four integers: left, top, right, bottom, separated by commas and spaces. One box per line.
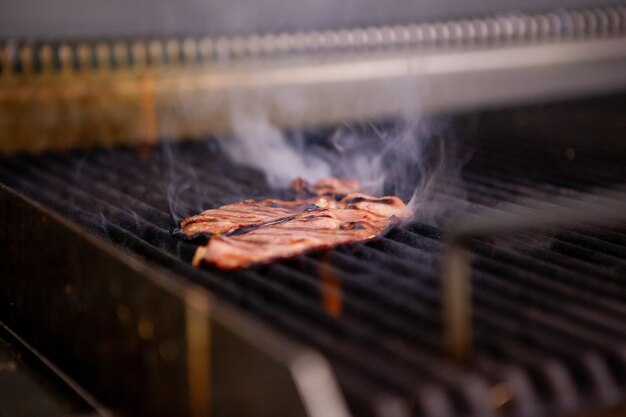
2, 118, 626, 417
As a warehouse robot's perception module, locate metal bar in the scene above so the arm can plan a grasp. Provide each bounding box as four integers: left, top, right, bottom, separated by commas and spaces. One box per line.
1, 5, 626, 154
185, 290, 212, 417
0, 324, 110, 417
6, 137, 626, 415
441, 189, 626, 363
2, 6, 625, 72
441, 238, 472, 363
0, 183, 351, 417
1, 36, 625, 154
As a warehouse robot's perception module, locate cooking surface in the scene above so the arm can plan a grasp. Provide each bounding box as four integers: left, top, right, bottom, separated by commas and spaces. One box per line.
1, 110, 626, 416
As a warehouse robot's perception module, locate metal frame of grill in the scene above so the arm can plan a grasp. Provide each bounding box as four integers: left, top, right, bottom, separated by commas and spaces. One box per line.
442, 190, 626, 363
0, 183, 350, 417
1, 4, 626, 154
2, 4, 626, 417
2, 93, 626, 416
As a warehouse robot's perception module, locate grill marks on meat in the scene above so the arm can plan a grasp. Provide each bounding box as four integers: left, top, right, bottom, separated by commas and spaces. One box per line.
180, 177, 360, 239
341, 193, 413, 219
193, 206, 393, 269
188, 186, 413, 270
180, 199, 312, 238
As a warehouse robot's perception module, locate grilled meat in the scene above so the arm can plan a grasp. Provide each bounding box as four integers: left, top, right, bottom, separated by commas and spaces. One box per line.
292, 177, 361, 196
180, 177, 411, 269
340, 193, 413, 218
180, 198, 312, 238
192, 193, 412, 269
180, 178, 355, 239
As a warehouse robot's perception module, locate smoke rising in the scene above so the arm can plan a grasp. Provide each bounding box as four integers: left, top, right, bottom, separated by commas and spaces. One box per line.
217, 105, 472, 226
222, 101, 332, 188
154, 75, 472, 228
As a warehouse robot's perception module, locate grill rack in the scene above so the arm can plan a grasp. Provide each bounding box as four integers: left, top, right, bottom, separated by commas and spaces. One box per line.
2, 95, 626, 416
2, 5, 626, 73
2, 4, 626, 154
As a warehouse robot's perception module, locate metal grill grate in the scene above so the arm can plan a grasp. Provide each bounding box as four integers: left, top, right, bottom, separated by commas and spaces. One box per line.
2, 107, 626, 417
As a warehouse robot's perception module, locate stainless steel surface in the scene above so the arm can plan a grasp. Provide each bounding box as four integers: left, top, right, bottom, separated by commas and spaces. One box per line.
441, 189, 626, 363
1, 5, 625, 154
0, 0, 616, 39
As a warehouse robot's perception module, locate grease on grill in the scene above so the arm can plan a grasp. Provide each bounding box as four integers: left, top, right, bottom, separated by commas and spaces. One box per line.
319, 256, 343, 317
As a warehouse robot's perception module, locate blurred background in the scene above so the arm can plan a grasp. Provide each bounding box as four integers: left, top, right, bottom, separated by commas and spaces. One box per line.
0, 0, 616, 38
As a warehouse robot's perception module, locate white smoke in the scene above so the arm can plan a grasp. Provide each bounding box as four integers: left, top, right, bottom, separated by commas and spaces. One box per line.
327, 118, 470, 225
215, 89, 471, 228
189, 72, 473, 229
220, 97, 331, 188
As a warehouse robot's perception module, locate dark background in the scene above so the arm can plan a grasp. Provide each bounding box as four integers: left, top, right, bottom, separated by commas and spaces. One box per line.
0, 0, 614, 40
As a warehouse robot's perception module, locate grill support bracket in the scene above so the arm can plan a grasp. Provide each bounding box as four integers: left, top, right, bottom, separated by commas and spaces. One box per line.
442, 190, 626, 364
0, 183, 351, 417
